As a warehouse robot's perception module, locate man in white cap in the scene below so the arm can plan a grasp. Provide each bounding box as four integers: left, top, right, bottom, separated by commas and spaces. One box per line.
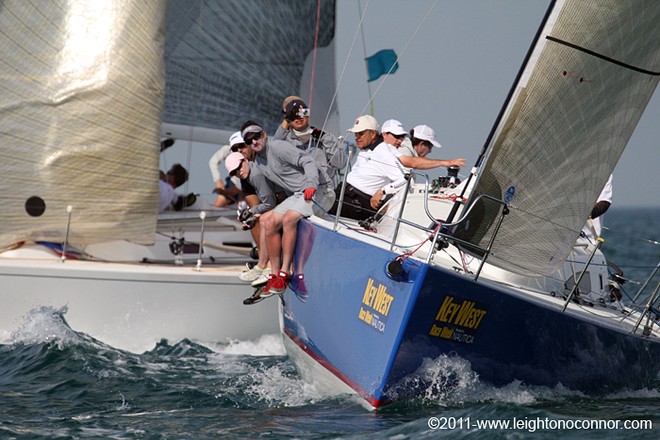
208, 131, 245, 207
328, 115, 383, 220
334, 117, 465, 219
240, 120, 327, 295
399, 124, 442, 158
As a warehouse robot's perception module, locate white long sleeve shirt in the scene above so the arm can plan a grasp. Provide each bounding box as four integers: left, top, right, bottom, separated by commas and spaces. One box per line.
346, 141, 409, 196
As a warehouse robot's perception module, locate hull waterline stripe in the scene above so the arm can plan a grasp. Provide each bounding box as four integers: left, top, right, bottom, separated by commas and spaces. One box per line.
283, 328, 389, 408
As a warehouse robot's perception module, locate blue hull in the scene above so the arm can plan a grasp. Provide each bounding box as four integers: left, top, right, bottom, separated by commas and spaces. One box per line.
282, 220, 660, 407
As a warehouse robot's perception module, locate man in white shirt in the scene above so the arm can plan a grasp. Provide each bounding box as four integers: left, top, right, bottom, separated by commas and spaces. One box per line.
208, 131, 244, 207
581, 175, 613, 240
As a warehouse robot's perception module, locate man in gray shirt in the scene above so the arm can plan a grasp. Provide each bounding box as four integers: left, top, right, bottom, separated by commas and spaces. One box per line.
273, 97, 348, 214
241, 121, 328, 295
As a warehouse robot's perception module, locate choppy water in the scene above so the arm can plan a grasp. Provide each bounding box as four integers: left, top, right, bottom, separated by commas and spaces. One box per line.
1, 207, 658, 439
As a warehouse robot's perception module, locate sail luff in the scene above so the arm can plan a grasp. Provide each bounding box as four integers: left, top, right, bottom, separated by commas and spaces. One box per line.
454, 0, 660, 277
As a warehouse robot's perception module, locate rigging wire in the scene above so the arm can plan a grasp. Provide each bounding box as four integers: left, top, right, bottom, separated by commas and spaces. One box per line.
307, 0, 322, 111
318, 0, 371, 137
358, 0, 440, 118
357, 0, 374, 115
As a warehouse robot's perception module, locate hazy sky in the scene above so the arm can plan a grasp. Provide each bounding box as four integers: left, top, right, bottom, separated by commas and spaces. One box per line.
333, 0, 659, 207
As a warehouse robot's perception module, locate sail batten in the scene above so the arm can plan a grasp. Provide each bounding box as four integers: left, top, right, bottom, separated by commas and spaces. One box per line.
455, 0, 660, 277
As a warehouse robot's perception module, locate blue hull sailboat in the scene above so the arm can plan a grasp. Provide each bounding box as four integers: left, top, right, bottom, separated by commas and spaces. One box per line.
280, 0, 660, 408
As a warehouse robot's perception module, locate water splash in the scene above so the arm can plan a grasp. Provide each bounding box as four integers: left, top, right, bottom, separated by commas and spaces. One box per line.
210, 333, 286, 357
9, 305, 79, 349
386, 354, 619, 408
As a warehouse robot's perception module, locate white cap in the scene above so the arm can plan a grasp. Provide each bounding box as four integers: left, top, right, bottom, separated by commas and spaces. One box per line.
229, 131, 244, 147
381, 119, 407, 136
347, 115, 379, 132
412, 124, 442, 148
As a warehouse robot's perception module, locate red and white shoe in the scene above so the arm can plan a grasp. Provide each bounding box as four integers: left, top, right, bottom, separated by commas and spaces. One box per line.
265, 271, 291, 295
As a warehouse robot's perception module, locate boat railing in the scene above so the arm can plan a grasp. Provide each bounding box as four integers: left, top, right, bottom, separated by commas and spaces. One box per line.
332, 168, 510, 281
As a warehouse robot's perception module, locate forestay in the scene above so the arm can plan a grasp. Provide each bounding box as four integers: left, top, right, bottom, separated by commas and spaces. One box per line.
454, 0, 660, 277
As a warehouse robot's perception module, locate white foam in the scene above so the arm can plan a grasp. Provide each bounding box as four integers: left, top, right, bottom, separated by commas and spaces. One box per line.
245, 363, 327, 407
205, 333, 286, 356
389, 354, 600, 406
8, 305, 78, 348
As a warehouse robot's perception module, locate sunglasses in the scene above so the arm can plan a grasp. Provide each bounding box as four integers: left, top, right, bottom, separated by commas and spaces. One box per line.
230, 143, 247, 152
244, 132, 262, 146
388, 133, 406, 140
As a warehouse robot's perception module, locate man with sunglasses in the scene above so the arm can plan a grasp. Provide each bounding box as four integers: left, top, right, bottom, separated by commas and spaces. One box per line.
240, 121, 325, 295
328, 114, 383, 220
334, 117, 465, 219
399, 124, 442, 158
274, 97, 348, 217
224, 151, 279, 285
370, 119, 465, 210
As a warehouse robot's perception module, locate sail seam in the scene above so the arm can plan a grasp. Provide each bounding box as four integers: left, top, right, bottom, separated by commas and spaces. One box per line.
546, 36, 660, 76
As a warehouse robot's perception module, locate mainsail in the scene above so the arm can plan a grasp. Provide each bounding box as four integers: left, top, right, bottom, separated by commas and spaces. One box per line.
455, 0, 660, 277
0, 1, 166, 247
162, 0, 339, 144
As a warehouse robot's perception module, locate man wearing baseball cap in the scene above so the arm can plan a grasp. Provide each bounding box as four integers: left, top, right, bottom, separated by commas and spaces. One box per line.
224, 151, 278, 285
274, 96, 348, 216
399, 124, 442, 158
334, 117, 466, 219
208, 131, 245, 207
240, 120, 325, 296
369, 119, 465, 209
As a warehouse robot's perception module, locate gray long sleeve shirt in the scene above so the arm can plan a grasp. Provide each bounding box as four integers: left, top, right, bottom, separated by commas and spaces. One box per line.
243, 165, 277, 215
253, 137, 319, 193
274, 125, 348, 186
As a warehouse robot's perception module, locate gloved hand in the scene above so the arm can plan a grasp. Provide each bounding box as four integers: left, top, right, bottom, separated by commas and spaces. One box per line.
237, 208, 251, 222
303, 187, 316, 201
242, 216, 258, 230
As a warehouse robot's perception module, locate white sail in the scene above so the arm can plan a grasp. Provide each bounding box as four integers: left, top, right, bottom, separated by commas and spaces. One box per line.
455, 0, 660, 277
0, 0, 166, 247
162, 0, 339, 143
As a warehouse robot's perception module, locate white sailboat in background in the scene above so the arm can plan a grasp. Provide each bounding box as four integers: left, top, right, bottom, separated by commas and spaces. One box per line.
0, 0, 339, 353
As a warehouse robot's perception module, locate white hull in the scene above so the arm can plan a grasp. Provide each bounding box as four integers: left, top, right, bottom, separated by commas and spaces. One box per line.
0, 256, 278, 354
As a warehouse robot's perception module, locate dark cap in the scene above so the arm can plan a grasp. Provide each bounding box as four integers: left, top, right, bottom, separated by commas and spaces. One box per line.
284, 100, 309, 121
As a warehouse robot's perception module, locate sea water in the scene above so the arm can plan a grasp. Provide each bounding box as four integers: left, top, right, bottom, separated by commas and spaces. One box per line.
1, 207, 658, 439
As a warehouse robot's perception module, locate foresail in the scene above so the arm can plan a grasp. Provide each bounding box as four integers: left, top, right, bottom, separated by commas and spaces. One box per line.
0, 1, 166, 247
162, 0, 339, 143
454, 0, 660, 277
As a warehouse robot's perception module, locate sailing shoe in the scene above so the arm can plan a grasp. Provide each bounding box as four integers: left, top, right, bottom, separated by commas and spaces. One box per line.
266, 271, 291, 295
251, 273, 270, 287
290, 273, 308, 301
259, 273, 279, 298
238, 264, 266, 282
